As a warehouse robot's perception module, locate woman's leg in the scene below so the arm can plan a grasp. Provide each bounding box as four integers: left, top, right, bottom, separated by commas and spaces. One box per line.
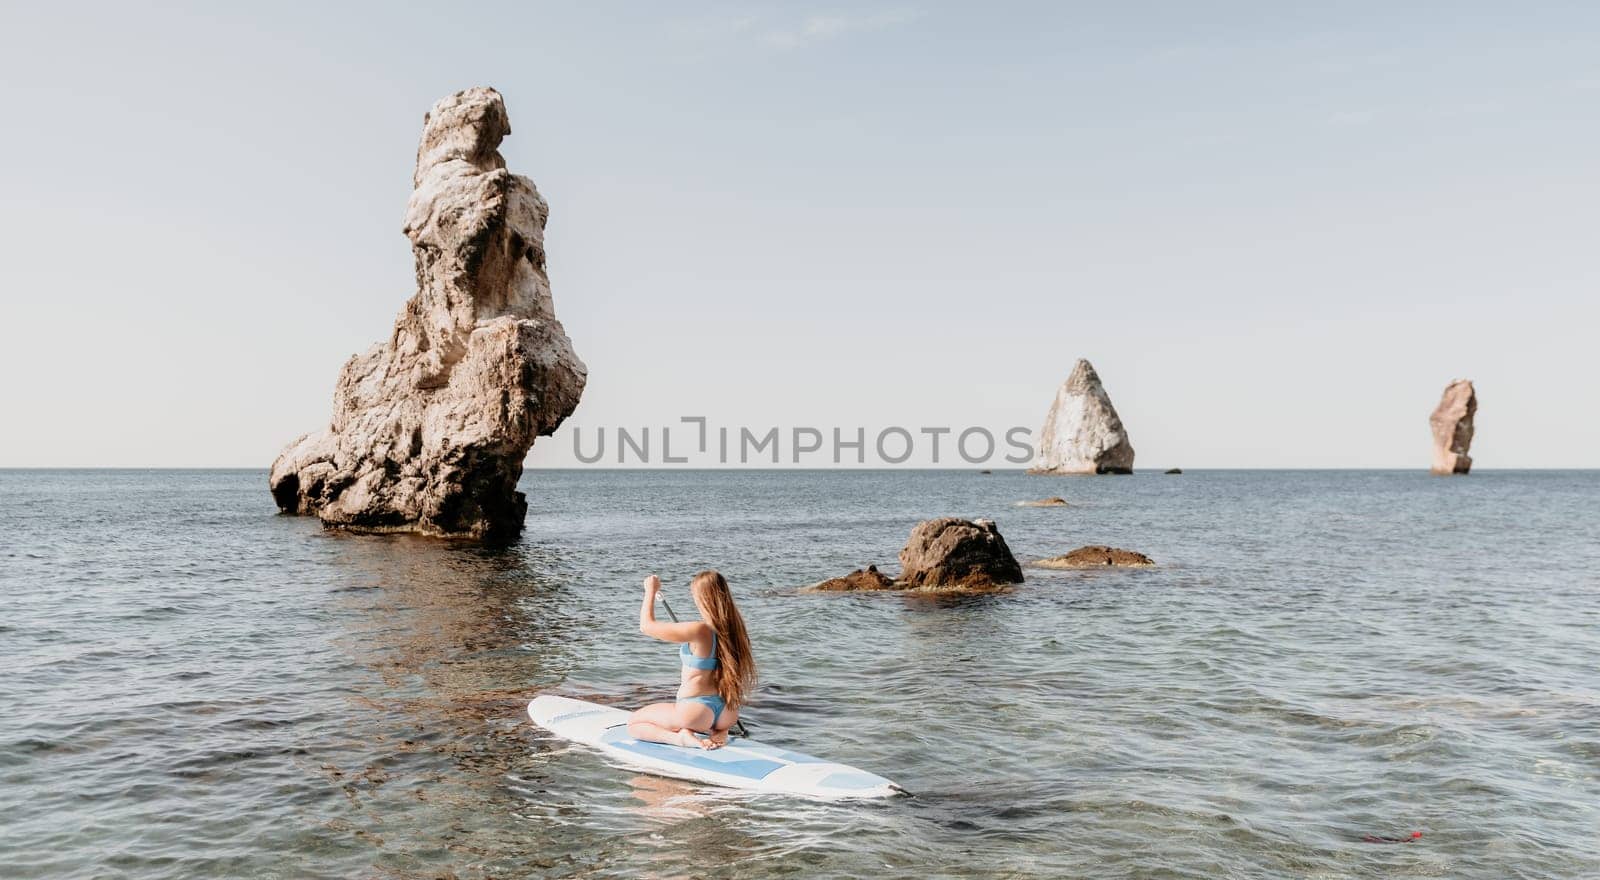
704, 705, 739, 750
627, 701, 715, 748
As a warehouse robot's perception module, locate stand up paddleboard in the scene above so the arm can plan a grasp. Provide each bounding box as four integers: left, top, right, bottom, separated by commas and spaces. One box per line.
528, 694, 901, 800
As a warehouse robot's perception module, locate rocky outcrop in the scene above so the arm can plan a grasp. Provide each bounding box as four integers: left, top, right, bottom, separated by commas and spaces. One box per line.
269, 87, 586, 539
1164, 468, 1182, 475
1029, 359, 1134, 475
1429, 379, 1476, 475
898, 518, 1024, 589
811, 565, 896, 592
1017, 497, 1070, 507
1033, 546, 1154, 569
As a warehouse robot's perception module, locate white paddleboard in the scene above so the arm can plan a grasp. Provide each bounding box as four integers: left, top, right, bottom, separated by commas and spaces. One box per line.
528, 694, 901, 800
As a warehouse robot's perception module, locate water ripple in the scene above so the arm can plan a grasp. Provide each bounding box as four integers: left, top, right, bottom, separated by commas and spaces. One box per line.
0, 468, 1597, 878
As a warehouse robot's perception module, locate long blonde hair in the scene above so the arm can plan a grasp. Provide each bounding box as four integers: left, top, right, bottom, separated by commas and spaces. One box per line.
691, 570, 756, 708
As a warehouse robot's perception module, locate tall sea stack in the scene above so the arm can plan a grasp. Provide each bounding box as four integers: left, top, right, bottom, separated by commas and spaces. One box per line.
1029, 359, 1135, 475
269, 87, 587, 539
1429, 379, 1476, 475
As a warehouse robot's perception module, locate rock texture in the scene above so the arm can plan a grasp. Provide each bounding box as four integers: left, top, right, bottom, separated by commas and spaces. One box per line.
269, 87, 586, 539
811, 565, 896, 592
1033, 546, 1154, 569
1029, 359, 1135, 475
898, 518, 1024, 589
1429, 379, 1476, 475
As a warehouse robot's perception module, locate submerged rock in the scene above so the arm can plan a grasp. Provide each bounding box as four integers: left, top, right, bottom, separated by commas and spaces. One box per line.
1017, 497, 1070, 507
811, 565, 896, 592
1029, 359, 1135, 475
1033, 546, 1154, 569
269, 87, 586, 539
898, 518, 1024, 589
1429, 379, 1476, 475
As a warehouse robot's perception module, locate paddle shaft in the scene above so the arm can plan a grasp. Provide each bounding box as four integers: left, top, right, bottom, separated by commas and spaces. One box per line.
658, 594, 749, 738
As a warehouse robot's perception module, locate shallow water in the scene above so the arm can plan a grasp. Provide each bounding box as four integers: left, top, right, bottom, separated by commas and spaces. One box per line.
2, 468, 1597, 879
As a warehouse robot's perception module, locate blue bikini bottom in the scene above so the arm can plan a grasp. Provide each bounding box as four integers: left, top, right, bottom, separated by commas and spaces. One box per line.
677, 693, 725, 728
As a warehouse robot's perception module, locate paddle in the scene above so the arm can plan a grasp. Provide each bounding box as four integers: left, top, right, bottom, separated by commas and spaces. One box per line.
658, 593, 751, 738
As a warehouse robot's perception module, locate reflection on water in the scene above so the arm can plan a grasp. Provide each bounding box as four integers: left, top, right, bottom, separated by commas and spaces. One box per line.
301, 532, 590, 875
626, 773, 706, 816
2, 469, 1599, 879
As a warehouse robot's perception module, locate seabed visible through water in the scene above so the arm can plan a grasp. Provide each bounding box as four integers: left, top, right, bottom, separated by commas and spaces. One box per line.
2, 468, 1597, 878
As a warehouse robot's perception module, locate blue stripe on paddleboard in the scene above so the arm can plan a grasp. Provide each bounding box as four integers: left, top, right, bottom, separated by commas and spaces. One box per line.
736, 742, 830, 764
598, 728, 785, 781
545, 709, 614, 726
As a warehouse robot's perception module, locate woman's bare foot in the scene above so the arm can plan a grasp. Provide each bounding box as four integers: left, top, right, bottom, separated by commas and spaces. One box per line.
705, 731, 729, 750
672, 729, 708, 749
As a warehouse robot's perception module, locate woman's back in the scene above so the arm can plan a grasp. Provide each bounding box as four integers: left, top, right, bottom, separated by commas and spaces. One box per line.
676, 624, 719, 698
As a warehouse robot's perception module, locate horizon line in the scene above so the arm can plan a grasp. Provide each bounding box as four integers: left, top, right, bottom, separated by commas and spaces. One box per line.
2, 466, 1596, 473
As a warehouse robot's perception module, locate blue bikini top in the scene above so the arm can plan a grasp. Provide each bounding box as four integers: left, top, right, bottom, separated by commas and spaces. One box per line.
680, 631, 718, 670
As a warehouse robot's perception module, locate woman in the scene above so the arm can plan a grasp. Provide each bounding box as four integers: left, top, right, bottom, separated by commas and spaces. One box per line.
627, 570, 756, 750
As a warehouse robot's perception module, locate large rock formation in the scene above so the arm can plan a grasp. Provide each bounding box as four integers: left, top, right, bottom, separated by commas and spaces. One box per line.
1429, 379, 1476, 475
897, 518, 1024, 589
1029, 359, 1135, 475
269, 87, 586, 539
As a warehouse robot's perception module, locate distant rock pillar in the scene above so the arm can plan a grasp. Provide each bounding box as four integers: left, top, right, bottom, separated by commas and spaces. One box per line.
1028, 359, 1135, 475
1429, 379, 1476, 474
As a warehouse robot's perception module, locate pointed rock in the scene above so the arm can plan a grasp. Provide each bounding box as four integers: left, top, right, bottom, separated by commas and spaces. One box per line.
1429, 379, 1476, 475
269, 87, 587, 539
1029, 359, 1135, 475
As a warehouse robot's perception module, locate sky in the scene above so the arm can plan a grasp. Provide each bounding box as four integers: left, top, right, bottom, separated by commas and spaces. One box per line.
1, 2, 1596, 468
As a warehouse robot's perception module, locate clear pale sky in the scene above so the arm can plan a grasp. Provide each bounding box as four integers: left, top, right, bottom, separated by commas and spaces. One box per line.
2, 3, 1596, 468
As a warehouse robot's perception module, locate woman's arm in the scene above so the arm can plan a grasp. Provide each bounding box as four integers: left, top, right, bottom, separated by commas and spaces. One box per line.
638, 574, 707, 643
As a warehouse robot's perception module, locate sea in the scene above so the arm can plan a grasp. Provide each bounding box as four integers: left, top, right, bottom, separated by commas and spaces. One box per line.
2, 468, 1597, 879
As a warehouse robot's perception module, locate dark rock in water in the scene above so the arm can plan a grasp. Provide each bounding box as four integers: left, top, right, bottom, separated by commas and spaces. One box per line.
812, 565, 895, 592
979, 469, 992, 475
813, 520, 1028, 593
1165, 468, 1183, 475
1033, 546, 1154, 569
1018, 497, 1070, 507
268, 87, 586, 540
1430, 379, 1476, 475
898, 518, 1024, 589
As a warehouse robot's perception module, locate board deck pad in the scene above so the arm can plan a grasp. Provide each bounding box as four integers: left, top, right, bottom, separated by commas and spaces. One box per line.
528, 694, 900, 799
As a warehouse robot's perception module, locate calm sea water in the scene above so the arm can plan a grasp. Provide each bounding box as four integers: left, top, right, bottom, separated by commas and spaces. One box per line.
2, 469, 1597, 879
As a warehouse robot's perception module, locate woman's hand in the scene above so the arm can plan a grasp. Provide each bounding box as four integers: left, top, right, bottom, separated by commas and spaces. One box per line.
638, 574, 698, 643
